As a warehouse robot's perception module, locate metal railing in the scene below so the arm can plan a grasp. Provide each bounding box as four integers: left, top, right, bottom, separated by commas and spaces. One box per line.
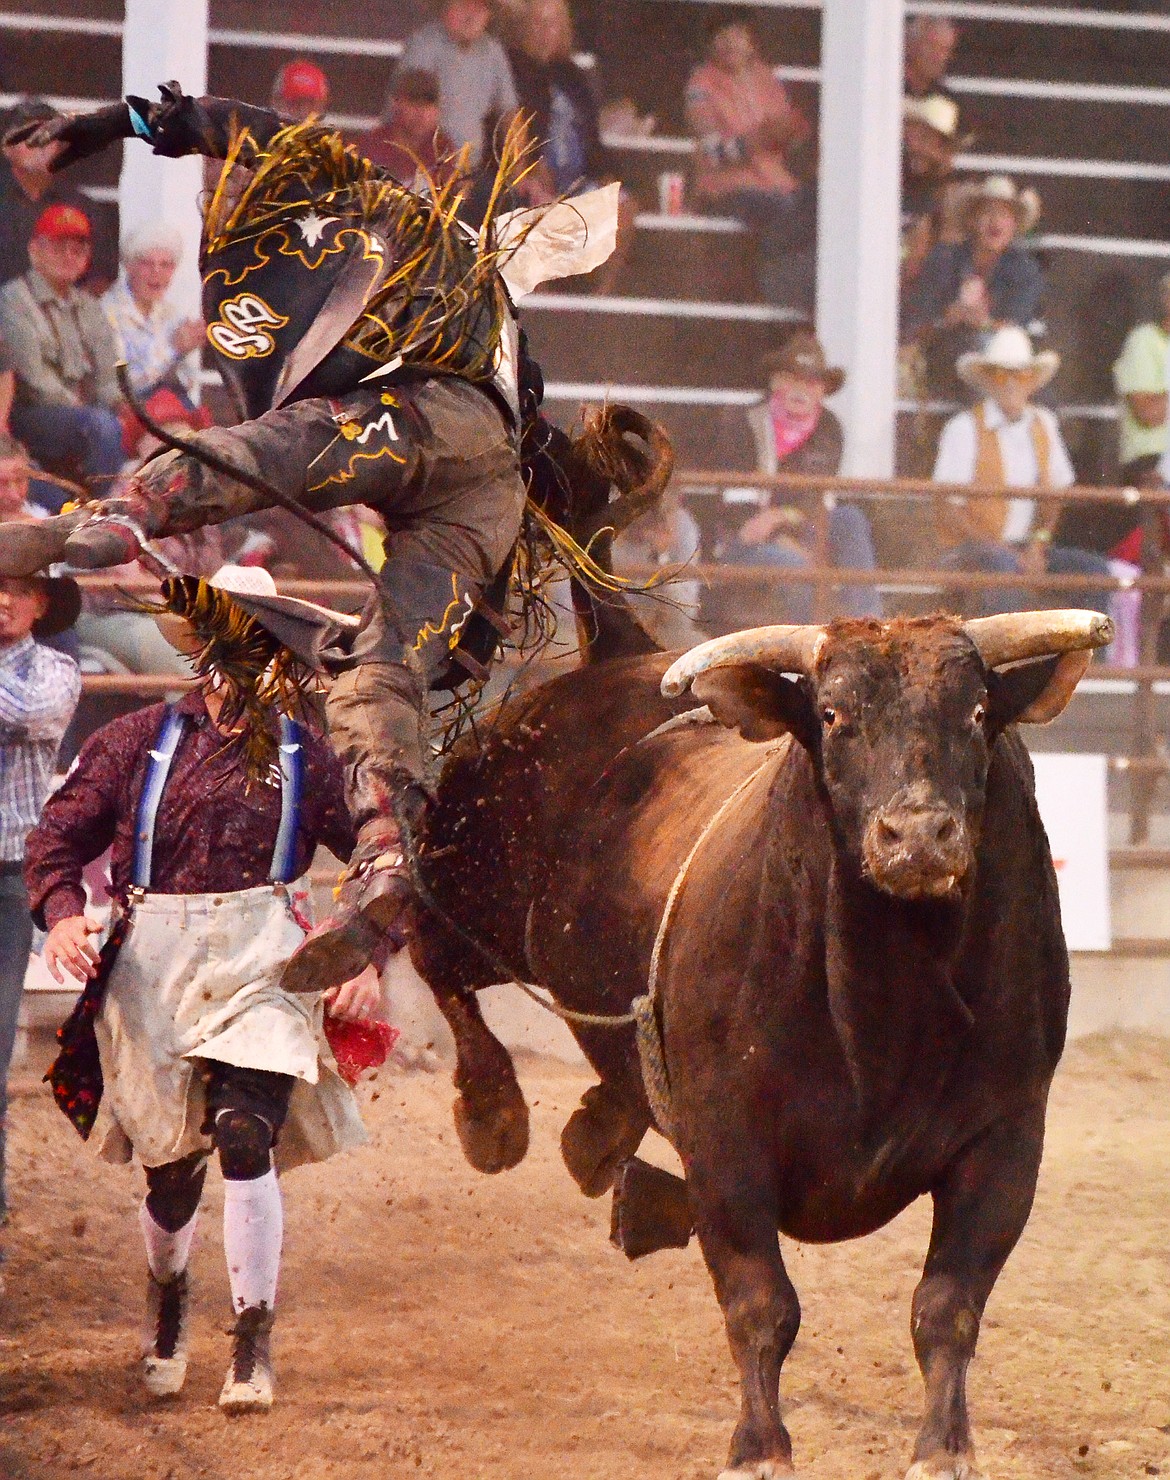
70, 471, 1170, 839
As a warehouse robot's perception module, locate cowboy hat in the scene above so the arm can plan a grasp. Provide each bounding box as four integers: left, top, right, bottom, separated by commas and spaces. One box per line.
956, 325, 1060, 394
20, 570, 80, 638
961, 174, 1041, 235
903, 93, 960, 140
760, 332, 845, 395
156, 563, 360, 669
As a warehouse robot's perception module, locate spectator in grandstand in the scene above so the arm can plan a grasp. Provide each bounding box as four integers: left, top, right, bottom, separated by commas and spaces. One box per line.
270, 59, 331, 124
903, 175, 1045, 397
0, 434, 66, 521
400, 0, 520, 166
1112, 273, 1170, 481
613, 486, 701, 617
715, 332, 881, 624
0, 98, 88, 290
502, 0, 636, 293
0, 567, 81, 1224
932, 326, 1110, 617
904, 16, 959, 105
685, 18, 815, 306
901, 94, 968, 286
102, 223, 203, 407
0, 205, 124, 488
358, 69, 456, 185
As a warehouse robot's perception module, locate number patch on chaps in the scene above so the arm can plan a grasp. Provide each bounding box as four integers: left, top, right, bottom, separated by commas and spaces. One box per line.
207, 293, 291, 360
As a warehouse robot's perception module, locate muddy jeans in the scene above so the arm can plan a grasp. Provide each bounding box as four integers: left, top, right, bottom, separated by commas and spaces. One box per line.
106, 376, 525, 829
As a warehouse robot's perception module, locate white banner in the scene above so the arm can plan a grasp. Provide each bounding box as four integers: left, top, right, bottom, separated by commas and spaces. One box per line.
1030, 753, 1111, 952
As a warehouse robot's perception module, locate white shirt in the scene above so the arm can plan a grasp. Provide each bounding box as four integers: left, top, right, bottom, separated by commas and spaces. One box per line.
932, 398, 1075, 543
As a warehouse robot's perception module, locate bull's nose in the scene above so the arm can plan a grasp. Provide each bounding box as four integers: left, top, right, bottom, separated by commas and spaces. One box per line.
864, 806, 971, 900
875, 809, 958, 849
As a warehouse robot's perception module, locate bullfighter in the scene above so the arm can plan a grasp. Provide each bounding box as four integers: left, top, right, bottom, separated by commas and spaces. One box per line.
24, 564, 381, 1414
2, 83, 619, 994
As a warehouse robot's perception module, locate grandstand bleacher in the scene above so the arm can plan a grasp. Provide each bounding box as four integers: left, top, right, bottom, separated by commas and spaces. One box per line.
6, 1, 1170, 485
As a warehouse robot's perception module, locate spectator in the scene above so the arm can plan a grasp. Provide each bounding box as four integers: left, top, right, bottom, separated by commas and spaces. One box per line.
504, 0, 635, 293
685, 19, 815, 307
0, 568, 81, 1222
932, 327, 1110, 617
0, 98, 87, 290
270, 59, 330, 123
904, 175, 1045, 396
715, 333, 880, 624
0, 433, 62, 520
400, 0, 520, 166
904, 16, 959, 104
357, 69, 456, 185
1112, 273, 1170, 479
901, 94, 967, 285
0, 334, 13, 434
102, 223, 203, 406
0, 204, 123, 487
613, 486, 702, 622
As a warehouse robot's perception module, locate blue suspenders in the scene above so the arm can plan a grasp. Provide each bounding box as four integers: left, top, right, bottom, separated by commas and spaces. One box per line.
131, 706, 304, 893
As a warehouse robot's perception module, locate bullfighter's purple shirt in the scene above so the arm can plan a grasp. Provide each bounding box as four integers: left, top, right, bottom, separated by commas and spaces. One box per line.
25, 690, 355, 931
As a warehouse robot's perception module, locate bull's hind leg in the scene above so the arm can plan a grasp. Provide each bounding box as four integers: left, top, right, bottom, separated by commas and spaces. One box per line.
907, 1109, 1046, 1480
560, 1025, 652, 1197
692, 1171, 799, 1479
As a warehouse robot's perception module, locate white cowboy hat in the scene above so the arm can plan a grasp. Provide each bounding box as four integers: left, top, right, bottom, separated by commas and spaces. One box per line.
956, 325, 1061, 394
157, 562, 361, 668
961, 174, 1041, 235
903, 94, 960, 140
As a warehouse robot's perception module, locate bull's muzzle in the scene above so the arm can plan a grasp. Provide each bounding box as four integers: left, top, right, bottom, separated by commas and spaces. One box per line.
863, 804, 972, 901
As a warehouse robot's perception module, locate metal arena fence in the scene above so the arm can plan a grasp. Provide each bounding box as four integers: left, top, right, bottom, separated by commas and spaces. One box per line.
70, 470, 1170, 841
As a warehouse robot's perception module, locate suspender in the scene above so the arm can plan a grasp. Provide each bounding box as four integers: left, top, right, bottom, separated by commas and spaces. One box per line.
131, 706, 304, 894
270, 714, 304, 886
131, 707, 186, 890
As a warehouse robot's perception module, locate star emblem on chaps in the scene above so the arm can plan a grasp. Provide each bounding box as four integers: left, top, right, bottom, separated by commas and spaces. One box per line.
297, 209, 340, 248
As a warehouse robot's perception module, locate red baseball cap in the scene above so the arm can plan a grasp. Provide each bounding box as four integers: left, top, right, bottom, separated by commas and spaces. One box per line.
33, 203, 92, 242
273, 59, 330, 106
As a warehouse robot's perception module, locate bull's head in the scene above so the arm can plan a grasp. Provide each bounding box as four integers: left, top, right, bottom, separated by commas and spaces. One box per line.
661, 611, 1112, 903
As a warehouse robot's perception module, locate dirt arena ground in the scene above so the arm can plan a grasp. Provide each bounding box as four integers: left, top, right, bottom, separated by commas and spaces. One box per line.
2, 1031, 1169, 1480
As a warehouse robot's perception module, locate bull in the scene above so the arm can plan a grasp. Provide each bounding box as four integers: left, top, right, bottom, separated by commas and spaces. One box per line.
409, 605, 1110, 1480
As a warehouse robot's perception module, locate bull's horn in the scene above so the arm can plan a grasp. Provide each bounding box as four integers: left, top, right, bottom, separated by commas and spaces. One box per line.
661, 624, 826, 698
962, 609, 1114, 669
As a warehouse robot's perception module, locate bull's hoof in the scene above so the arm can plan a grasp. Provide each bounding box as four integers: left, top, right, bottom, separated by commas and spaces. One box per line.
452, 1088, 530, 1174
717, 1462, 794, 1479
561, 1083, 647, 1197
610, 1157, 693, 1260
905, 1458, 986, 1480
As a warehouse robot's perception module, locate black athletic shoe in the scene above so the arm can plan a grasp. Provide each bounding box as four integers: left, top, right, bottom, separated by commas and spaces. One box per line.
141, 1270, 191, 1398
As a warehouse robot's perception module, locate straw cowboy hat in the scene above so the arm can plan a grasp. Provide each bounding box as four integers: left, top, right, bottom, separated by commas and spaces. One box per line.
760, 333, 846, 395
956, 325, 1060, 395
903, 93, 966, 143
961, 174, 1041, 235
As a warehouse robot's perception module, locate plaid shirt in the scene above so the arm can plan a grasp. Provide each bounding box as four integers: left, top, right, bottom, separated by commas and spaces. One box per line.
0, 637, 81, 862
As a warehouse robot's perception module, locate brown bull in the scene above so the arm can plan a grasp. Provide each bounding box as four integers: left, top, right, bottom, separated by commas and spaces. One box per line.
410, 607, 1110, 1480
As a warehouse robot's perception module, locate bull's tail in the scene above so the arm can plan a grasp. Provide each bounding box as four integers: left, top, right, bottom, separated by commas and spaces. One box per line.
523, 405, 703, 663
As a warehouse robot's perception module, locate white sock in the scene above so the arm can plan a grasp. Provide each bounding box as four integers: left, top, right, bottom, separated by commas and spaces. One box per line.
139, 1201, 199, 1283
222, 1169, 283, 1314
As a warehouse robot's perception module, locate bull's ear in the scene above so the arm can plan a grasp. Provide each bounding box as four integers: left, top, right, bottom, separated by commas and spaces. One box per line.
690, 664, 817, 746
987, 650, 1092, 728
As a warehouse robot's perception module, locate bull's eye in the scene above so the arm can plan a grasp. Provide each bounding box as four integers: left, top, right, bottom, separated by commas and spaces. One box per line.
972, 701, 987, 727
821, 705, 837, 726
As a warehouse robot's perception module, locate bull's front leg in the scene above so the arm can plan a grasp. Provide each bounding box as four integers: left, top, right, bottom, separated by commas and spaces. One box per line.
691, 1166, 799, 1479
907, 1107, 1046, 1480
422, 970, 530, 1175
